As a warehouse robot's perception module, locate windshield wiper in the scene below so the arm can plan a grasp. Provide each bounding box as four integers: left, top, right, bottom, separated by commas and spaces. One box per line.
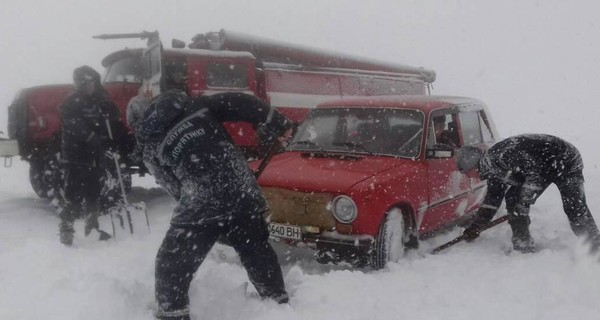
288, 140, 324, 151
332, 141, 373, 155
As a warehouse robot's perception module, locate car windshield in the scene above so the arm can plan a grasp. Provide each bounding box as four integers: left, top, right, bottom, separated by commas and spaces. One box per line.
103, 56, 143, 84
288, 107, 424, 158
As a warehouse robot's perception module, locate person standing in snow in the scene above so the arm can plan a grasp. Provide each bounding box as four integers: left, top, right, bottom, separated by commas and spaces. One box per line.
58, 65, 124, 245
137, 87, 291, 319
458, 134, 600, 253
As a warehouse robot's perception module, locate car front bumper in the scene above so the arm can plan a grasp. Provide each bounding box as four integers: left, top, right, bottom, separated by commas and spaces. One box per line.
270, 228, 374, 267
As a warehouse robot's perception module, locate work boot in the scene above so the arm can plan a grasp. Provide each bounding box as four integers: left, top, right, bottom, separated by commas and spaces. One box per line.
59, 221, 75, 246
512, 235, 536, 253
570, 214, 600, 254
84, 214, 100, 236
509, 215, 536, 253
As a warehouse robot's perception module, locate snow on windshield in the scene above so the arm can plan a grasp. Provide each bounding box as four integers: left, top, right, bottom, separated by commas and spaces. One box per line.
288, 107, 424, 158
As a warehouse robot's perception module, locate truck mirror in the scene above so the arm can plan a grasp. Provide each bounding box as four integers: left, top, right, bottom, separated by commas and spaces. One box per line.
172, 39, 186, 49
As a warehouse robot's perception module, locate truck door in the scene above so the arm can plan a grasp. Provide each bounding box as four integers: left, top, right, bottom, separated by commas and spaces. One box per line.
140, 36, 163, 99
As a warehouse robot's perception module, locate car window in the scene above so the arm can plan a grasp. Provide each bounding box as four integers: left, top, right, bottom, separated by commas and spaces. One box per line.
428, 114, 460, 149
289, 107, 424, 158
459, 111, 483, 145
479, 111, 495, 144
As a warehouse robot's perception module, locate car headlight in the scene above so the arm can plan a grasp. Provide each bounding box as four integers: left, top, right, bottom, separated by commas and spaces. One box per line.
332, 195, 357, 223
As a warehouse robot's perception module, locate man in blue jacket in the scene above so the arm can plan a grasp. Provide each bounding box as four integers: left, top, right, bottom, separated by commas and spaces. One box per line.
137, 89, 291, 320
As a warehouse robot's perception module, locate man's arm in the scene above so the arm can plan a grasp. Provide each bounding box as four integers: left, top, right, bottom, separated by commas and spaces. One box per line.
476, 177, 507, 222
205, 93, 291, 138
463, 177, 507, 240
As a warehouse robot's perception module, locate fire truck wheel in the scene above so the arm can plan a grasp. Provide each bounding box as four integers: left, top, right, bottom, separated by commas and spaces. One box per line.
29, 161, 50, 198
369, 208, 406, 270
29, 154, 64, 203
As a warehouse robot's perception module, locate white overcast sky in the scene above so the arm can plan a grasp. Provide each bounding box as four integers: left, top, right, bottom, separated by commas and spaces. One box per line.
2, 0, 600, 142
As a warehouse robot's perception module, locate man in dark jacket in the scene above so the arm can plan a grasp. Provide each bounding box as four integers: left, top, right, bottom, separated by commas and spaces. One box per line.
59, 65, 122, 245
459, 134, 600, 253
137, 91, 291, 320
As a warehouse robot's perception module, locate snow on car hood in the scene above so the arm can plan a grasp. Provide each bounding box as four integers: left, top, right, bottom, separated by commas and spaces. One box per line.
256, 151, 407, 193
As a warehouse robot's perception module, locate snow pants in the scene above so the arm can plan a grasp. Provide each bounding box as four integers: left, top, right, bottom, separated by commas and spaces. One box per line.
154, 212, 288, 320
60, 164, 104, 223
505, 172, 600, 249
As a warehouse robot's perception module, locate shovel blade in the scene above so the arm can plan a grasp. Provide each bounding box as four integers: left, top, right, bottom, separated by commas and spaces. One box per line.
99, 202, 150, 239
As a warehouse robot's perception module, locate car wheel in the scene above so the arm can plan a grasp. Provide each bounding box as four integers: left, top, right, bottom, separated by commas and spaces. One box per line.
369, 208, 406, 270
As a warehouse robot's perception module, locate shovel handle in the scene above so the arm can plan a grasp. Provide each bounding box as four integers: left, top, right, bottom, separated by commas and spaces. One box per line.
431, 215, 509, 254
254, 141, 280, 179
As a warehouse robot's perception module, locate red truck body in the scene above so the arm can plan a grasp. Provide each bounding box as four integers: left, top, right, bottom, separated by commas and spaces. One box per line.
5, 29, 435, 198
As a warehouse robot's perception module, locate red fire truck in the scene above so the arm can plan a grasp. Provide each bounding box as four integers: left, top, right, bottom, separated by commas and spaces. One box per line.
2, 29, 436, 199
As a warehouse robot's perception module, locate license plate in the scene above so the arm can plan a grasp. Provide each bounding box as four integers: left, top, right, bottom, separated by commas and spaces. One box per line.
268, 223, 302, 241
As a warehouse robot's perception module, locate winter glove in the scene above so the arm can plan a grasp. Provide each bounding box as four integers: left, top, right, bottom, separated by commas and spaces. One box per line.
256, 124, 280, 144
463, 219, 488, 241
103, 143, 120, 160
519, 184, 542, 205
514, 203, 531, 216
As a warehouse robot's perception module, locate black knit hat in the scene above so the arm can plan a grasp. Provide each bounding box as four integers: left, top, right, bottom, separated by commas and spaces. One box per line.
73, 65, 101, 91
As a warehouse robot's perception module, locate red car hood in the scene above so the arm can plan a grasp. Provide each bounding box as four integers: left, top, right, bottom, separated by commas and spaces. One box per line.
256, 151, 405, 193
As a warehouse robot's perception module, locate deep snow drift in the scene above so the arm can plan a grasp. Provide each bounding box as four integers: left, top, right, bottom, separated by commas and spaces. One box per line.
1, 154, 599, 320
2, 1, 600, 319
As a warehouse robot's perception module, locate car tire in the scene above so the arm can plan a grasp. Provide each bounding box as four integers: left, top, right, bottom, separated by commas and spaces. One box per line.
369, 208, 406, 270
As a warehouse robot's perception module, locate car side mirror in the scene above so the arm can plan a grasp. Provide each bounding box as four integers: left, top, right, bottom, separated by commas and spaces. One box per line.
426, 144, 454, 158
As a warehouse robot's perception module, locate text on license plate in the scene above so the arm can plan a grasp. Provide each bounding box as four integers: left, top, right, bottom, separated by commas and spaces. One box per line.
269, 223, 302, 240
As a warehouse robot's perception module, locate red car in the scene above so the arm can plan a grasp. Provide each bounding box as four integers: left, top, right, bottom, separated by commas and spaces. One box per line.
257, 95, 499, 269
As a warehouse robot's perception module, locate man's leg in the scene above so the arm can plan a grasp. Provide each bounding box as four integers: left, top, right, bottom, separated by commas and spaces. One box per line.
60, 165, 87, 245
155, 223, 220, 320
84, 167, 104, 236
226, 212, 288, 303
505, 186, 536, 253
556, 174, 600, 252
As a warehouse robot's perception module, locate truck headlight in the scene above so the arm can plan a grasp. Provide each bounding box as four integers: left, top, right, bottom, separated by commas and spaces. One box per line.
332, 195, 357, 223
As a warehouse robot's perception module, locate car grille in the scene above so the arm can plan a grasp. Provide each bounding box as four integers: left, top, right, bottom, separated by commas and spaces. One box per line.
261, 187, 336, 230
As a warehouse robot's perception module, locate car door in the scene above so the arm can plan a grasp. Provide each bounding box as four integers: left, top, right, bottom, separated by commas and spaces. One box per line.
421, 110, 471, 234
456, 108, 497, 214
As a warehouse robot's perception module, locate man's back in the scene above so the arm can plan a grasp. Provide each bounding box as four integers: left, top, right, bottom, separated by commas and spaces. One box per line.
482, 134, 583, 183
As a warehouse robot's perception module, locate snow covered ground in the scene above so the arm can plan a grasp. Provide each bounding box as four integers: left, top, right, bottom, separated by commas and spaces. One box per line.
1, 148, 599, 320
2, 1, 600, 319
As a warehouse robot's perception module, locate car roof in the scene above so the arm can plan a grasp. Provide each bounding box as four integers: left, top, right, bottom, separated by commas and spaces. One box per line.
316, 95, 485, 113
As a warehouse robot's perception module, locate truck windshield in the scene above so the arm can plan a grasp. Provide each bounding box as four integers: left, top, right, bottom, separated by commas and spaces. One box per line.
206, 63, 248, 88
104, 56, 143, 84
288, 108, 424, 158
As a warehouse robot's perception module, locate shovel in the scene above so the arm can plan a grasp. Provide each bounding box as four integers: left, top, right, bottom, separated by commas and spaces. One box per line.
105, 119, 150, 238
431, 215, 509, 254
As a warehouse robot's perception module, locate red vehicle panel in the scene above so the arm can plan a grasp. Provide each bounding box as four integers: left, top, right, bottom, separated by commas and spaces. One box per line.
6, 29, 436, 201
253, 95, 499, 269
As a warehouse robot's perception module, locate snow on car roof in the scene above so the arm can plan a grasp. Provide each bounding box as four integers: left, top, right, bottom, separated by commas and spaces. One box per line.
316, 95, 486, 113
